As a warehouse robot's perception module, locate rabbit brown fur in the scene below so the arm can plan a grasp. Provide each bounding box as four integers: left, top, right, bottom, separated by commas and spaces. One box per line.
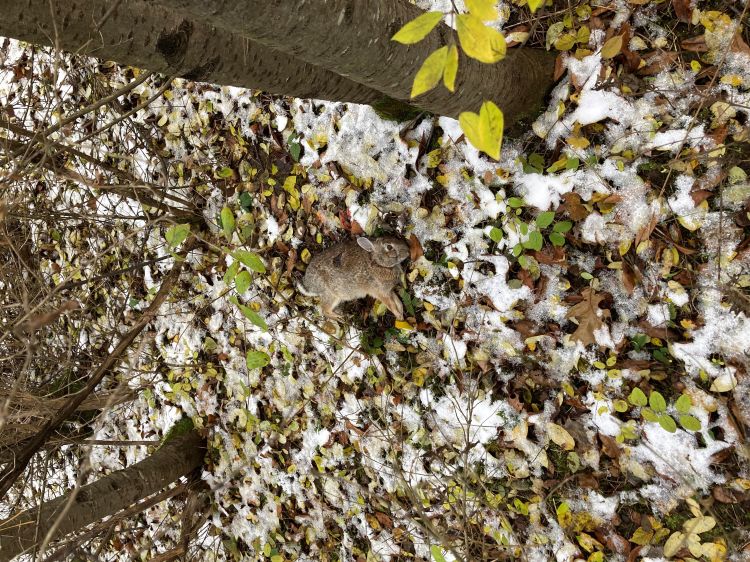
302, 236, 410, 320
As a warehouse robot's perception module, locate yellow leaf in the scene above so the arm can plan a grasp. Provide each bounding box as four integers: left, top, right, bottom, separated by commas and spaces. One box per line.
456, 14, 506, 63
466, 0, 497, 21
555, 33, 577, 51
547, 422, 575, 450
411, 46, 448, 98
443, 44, 459, 91
710, 372, 737, 392
664, 531, 686, 558
684, 516, 716, 535
528, 0, 545, 13
459, 100, 504, 160
567, 136, 590, 149
601, 34, 623, 59
392, 11, 444, 44
395, 320, 414, 331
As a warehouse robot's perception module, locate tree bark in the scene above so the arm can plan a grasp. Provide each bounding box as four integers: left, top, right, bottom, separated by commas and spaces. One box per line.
151, 0, 557, 122
1, 0, 554, 123
0, 0, 384, 106
0, 430, 205, 561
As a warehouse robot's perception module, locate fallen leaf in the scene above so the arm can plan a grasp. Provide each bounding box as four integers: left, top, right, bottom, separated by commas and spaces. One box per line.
638, 51, 679, 75
731, 31, 750, 56
409, 233, 424, 260
566, 288, 610, 346
599, 433, 622, 459
681, 36, 708, 52
672, 0, 692, 23
561, 192, 589, 221
547, 422, 575, 450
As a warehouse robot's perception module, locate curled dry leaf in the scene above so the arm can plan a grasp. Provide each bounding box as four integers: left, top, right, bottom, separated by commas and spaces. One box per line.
409, 233, 423, 261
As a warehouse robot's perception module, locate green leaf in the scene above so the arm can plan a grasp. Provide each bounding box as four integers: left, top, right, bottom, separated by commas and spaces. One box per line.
565, 157, 580, 170
443, 44, 459, 92
392, 11, 444, 44
679, 415, 701, 432
430, 545, 448, 562
518, 254, 528, 269
675, 394, 692, 414
165, 223, 190, 248
549, 232, 566, 247
235, 270, 251, 294
239, 192, 253, 211
553, 220, 573, 233
236, 302, 268, 331
628, 387, 647, 407
216, 166, 234, 179
658, 414, 677, 433
456, 14, 507, 63
528, 0, 545, 13
221, 206, 235, 241
512, 243, 523, 257
466, 0, 497, 21
527, 152, 543, 168
641, 408, 658, 422
536, 211, 556, 229
458, 100, 504, 160
649, 391, 667, 413
507, 197, 524, 208
232, 250, 266, 273
411, 46, 448, 98
613, 399, 629, 413
489, 226, 503, 242
523, 230, 543, 251
246, 350, 270, 370
546, 21, 565, 50
223, 261, 240, 285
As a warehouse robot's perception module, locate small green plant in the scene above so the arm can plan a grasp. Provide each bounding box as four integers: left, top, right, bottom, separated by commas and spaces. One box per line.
617, 389, 702, 441
630, 334, 673, 365
485, 197, 572, 270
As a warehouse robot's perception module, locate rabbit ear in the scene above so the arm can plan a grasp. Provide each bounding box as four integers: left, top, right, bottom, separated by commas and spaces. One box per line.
357, 237, 375, 253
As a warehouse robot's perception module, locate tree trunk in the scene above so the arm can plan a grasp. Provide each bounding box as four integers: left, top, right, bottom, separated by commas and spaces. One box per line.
0, 430, 205, 561
1, 0, 554, 124
152, 0, 557, 122
0, 0, 384, 106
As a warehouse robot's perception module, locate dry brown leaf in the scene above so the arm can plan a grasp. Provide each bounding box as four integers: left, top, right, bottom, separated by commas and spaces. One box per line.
672, 0, 692, 23
566, 288, 610, 346
409, 233, 423, 261
638, 51, 679, 75
599, 432, 622, 459
635, 213, 658, 247
561, 192, 589, 221
681, 36, 708, 52
731, 31, 750, 56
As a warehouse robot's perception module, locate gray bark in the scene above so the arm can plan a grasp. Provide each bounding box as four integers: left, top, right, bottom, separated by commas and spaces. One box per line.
0, 430, 204, 561
151, 0, 557, 122
0, 0, 384, 105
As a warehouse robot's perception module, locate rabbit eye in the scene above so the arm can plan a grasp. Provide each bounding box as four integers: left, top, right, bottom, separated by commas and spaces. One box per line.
385, 244, 393, 251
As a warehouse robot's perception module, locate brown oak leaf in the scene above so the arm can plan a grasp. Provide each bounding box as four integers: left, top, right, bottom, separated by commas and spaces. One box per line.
566, 288, 610, 346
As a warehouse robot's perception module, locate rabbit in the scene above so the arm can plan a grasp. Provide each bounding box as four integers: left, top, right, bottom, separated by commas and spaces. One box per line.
301, 236, 410, 320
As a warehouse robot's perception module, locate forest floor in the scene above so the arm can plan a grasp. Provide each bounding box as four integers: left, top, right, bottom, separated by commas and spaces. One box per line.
2, 0, 750, 560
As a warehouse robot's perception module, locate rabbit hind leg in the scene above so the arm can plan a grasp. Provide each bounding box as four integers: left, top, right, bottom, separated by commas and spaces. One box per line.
320, 295, 343, 320
378, 290, 404, 320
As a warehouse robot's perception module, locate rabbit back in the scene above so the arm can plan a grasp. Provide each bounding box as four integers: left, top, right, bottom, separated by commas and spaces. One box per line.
303, 241, 400, 298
